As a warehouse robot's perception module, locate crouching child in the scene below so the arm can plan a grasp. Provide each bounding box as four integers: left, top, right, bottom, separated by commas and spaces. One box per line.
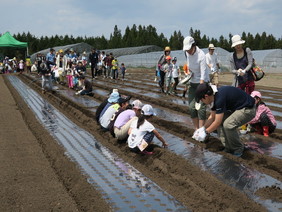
127, 104, 168, 155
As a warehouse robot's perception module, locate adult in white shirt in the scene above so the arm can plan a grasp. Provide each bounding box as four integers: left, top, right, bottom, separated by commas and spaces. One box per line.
205, 44, 220, 87
183, 36, 210, 132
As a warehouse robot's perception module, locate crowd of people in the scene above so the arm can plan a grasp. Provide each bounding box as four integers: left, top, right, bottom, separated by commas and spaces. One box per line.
27, 48, 127, 94
0, 56, 32, 74
96, 89, 168, 155
1, 35, 277, 157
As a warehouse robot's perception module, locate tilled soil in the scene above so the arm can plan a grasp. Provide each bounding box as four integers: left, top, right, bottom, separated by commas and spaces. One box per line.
2, 69, 282, 212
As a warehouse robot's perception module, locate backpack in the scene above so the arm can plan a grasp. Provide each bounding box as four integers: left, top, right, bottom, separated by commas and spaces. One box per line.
251, 64, 265, 81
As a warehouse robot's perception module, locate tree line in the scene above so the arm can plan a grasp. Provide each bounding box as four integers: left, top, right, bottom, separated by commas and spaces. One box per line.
2, 25, 282, 58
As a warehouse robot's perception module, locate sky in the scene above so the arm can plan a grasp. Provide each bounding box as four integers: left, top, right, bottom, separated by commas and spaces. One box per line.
1, 0, 282, 41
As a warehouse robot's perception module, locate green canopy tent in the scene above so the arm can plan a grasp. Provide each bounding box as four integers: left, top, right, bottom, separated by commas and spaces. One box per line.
0, 32, 27, 48
0, 32, 28, 58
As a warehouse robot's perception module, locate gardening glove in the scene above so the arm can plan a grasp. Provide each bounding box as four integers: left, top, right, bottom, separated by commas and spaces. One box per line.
192, 127, 205, 140
195, 129, 207, 142
211, 67, 216, 74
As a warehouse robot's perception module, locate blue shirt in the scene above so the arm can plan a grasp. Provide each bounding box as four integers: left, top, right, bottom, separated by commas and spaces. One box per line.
212, 86, 255, 114
46, 52, 55, 63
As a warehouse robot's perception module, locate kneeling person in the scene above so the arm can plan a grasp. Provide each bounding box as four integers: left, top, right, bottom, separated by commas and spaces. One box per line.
76, 76, 93, 95
114, 100, 143, 141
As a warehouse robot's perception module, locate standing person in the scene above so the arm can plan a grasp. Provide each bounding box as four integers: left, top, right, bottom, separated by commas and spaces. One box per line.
163, 56, 173, 95
40, 61, 53, 94
25, 56, 32, 74
36, 53, 43, 74
98, 51, 106, 77
80, 51, 88, 67
104, 54, 112, 78
157, 46, 171, 92
120, 63, 127, 81
88, 48, 99, 79
230, 34, 255, 95
127, 104, 168, 155
56, 49, 68, 84
193, 83, 256, 157
18, 60, 24, 74
111, 57, 119, 79
248, 91, 277, 136
46, 48, 56, 71
183, 36, 210, 131
171, 57, 181, 94
206, 44, 221, 87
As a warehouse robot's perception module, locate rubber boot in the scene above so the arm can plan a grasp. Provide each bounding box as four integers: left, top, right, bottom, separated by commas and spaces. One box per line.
262, 126, 269, 137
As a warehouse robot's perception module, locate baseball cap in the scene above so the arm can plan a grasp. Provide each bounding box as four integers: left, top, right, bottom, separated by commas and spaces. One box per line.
142, 104, 156, 116
183, 36, 195, 51
118, 95, 131, 104
132, 100, 143, 109
251, 91, 262, 98
195, 83, 213, 103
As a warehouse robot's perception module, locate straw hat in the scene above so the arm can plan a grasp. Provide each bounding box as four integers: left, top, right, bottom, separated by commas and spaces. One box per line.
164, 46, 171, 51
231, 35, 245, 48
208, 44, 215, 49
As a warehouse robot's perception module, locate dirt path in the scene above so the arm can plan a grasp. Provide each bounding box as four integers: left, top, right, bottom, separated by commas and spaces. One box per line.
0, 76, 79, 211
0, 75, 110, 211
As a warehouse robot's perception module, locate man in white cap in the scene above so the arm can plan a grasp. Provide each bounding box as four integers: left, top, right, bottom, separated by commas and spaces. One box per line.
183, 36, 210, 132
205, 44, 221, 87
113, 100, 143, 141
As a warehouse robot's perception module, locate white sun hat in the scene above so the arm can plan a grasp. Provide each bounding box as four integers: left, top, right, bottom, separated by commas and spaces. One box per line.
231, 35, 245, 48
183, 36, 195, 51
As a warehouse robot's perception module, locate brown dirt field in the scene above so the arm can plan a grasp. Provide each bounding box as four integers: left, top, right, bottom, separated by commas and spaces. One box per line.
0, 75, 110, 212
1, 69, 282, 212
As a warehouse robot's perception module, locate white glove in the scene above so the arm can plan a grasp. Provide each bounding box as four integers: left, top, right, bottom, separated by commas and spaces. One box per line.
192, 127, 205, 140
211, 67, 215, 73
196, 129, 207, 142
